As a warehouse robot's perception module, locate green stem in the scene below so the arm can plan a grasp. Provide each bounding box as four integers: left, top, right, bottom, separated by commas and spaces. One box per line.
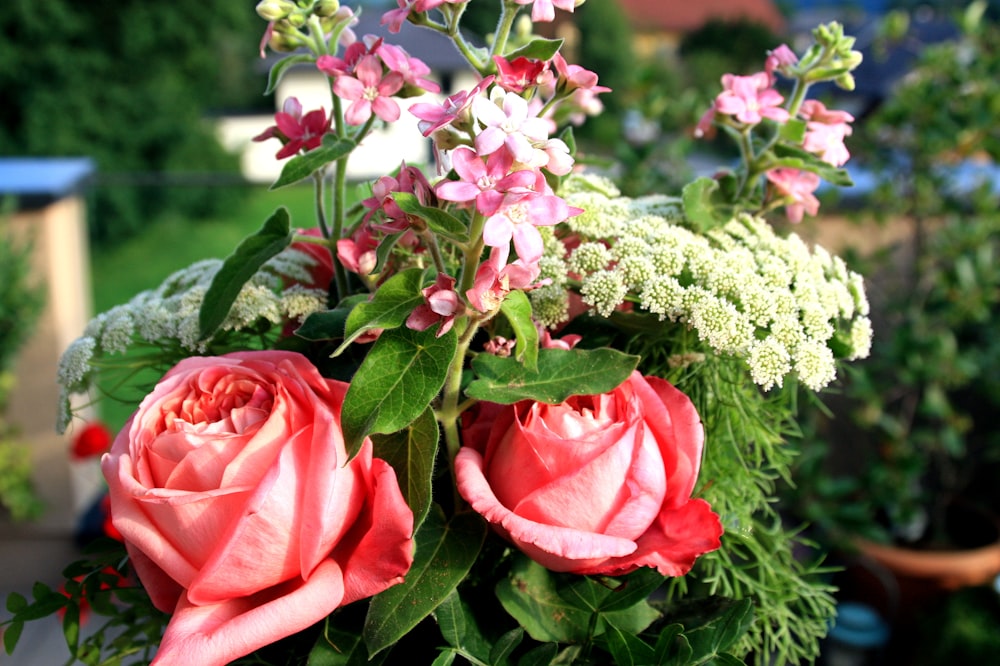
312, 170, 330, 238
458, 211, 487, 296
438, 317, 482, 470
490, 1, 521, 61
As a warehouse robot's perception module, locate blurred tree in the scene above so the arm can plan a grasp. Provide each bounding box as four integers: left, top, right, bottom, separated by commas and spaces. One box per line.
0, 0, 264, 245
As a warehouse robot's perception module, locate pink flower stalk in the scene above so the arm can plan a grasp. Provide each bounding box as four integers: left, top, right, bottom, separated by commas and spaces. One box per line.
473, 90, 552, 167
766, 168, 821, 223
799, 100, 854, 166
513, 0, 577, 22
483, 191, 582, 263
377, 42, 441, 94
765, 44, 799, 84
466, 246, 541, 314
714, 72, 790, 126
407, 273, 462, 336
409, 76, 494, 136
435, 147, 537, 215
493, 55, 551, 93
252, 97, 330, 160
333, 55, 405, 125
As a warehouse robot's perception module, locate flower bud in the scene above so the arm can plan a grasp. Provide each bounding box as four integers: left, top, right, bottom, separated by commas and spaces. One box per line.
255, 0, 295, 21
286, 11, 308, 28
314, 0, 341, 17
834, 73, 856, 91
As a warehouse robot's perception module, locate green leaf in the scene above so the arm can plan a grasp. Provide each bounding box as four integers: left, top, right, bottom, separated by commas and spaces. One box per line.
2, 620, 23, 655
334, 268, 427, 356
506, 38, 564, 61
777, 117, 807, 144
602, 625, 656, 666
363, 508, 487, 657
198, 208, 294, 340
371, 407, 438, 533
466, 348, 639, 404
770, 144, 854, 187
431, 651, 457, 666
295, 294, 370, 342
654, 625, 692, 666
265, 54, 315, 95
62, 603, 80, 655
499, 290, 538, 371
490, 628, 524, 665
683, 597, 754, 658
495, 556, 592, 643
682, 177, 728, 231
306, 625, 388, 666
432, 589, 492, 663
517, 643, 558, 666
5, 592, 26, 614
341, 325, 457, 458
392, 192, 469, 243
595, 568, 666, 613
271, 137, 357, 189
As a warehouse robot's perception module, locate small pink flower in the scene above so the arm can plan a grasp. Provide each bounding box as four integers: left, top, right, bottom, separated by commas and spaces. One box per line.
333, 55, 405, 125
362, 163, 436, 232
766, 168, 821, 223
409, 76, 494, 136
800, 100, 854, 166
493, 55, 551, 93
466, 246, 540, 313
435, 147, 537, 216
551, 53, 610, 96
473, 90, 551, 166
317, 38, 380, 78
513, 0, 577, 22
407, 273, 461, 336
377, 42, 441, 94
539, 326, 581, 350
765, 44, 799, 84
714, 72, 790, 126
336, 225, 379, 275
483, 192, 581, 263
252, 97, 330, 160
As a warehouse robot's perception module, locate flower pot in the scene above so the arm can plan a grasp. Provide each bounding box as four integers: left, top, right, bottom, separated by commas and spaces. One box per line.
852, 535, 1000, 590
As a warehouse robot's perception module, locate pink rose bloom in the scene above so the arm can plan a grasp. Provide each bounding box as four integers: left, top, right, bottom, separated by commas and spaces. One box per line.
102, 351, 414, 666
456, 372, 723, 576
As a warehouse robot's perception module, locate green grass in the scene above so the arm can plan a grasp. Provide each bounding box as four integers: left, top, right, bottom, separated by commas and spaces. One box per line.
90, 184, 318, 312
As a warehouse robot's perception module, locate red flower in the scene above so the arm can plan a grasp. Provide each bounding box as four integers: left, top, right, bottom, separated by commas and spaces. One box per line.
71, 422, 113, 459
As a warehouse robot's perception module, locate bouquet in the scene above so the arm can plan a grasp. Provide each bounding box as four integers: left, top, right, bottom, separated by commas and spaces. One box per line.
3, 2, 870, 665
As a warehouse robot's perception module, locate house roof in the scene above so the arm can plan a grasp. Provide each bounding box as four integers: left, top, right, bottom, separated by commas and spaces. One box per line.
617, 0, 786, 35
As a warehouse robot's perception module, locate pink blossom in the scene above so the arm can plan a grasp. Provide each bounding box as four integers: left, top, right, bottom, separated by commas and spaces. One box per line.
800, 100, 854, 166
766, 168, 821, 223
483, 192, 581, 263
361, 163, 436, 232
513, 0, 577, 22
539, 325, 581, 350
435, 147, 537, 215
317, 39, 381, 78
466, 245, 541, 313
377, 42, 441, 94
473, 90, 551, 166
336, 225, 379, 275
381, 0, 465, 32
551, 53, 610, 96
483, 336, 517, 356
333, 55, 405, 125
252, 97, 330, 160
493, 55, 551, 93
765, 44, 799, 84
714, 72, 790, 126
409, 76, 494, 136
538, 138, 574, 175
406, 273, 461, 336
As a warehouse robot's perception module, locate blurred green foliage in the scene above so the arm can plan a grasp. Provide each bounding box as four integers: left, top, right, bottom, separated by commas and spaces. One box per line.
0, 0, 265, 246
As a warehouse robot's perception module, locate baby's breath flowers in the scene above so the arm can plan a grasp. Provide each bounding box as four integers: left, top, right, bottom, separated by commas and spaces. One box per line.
534, 175, 872, 392
55, 243, 329, 432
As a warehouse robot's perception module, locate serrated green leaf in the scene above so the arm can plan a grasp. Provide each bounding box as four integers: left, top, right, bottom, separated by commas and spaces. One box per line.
372, 407, 438, 533
271, 137, 357, 189
499, 290, 538, 371
363, 508, 486, 657
3, 620, 23, 654
341, 325, 456, 457
506, 38, 564, 61
198, 208, 294, 340
496, 556, 592, 643
265, 54, 315, 95
466, 348, 638, 404
392, 192, 469, 243
334, 268, 427, 356
682, 177, 727, 231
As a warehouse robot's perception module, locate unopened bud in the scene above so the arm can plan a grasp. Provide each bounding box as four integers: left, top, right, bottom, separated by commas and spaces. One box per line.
842, 50, 864, 70
256, 0, 295, 22
286, 11, 308, 28
834, 73, 855, 91
314, 0, 341, 17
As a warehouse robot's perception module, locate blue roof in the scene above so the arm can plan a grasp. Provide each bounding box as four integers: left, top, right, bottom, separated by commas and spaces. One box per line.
0, 157, 95, 198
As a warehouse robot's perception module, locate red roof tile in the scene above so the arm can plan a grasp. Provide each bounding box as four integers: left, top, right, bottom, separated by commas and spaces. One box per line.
616, 0, 786, 35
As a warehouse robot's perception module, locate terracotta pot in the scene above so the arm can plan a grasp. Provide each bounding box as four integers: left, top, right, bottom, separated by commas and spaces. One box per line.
852, 537, 1000, 590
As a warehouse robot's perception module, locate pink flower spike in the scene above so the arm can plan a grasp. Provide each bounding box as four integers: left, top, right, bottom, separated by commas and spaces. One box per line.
539, 325, 581, 350
406, 273, 461, 336
715, 72, 789, 126
766, 168, 821, 223
334, 55, 404, 125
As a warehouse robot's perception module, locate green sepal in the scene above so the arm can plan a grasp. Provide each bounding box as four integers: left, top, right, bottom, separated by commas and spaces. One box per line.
466, 348, 639, 404
198, 207, 293, 341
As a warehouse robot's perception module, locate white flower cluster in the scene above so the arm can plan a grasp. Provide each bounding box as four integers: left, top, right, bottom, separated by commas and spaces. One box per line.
56, 246, 328, 432
532, 175, 872, 392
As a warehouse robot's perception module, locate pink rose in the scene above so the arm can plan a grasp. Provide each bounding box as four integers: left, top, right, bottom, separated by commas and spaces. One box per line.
456, 371, 722, 576
102, 351, 414, 666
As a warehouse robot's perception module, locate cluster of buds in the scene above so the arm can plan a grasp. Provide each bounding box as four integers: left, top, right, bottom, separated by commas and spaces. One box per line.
256, 0, 357, 55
